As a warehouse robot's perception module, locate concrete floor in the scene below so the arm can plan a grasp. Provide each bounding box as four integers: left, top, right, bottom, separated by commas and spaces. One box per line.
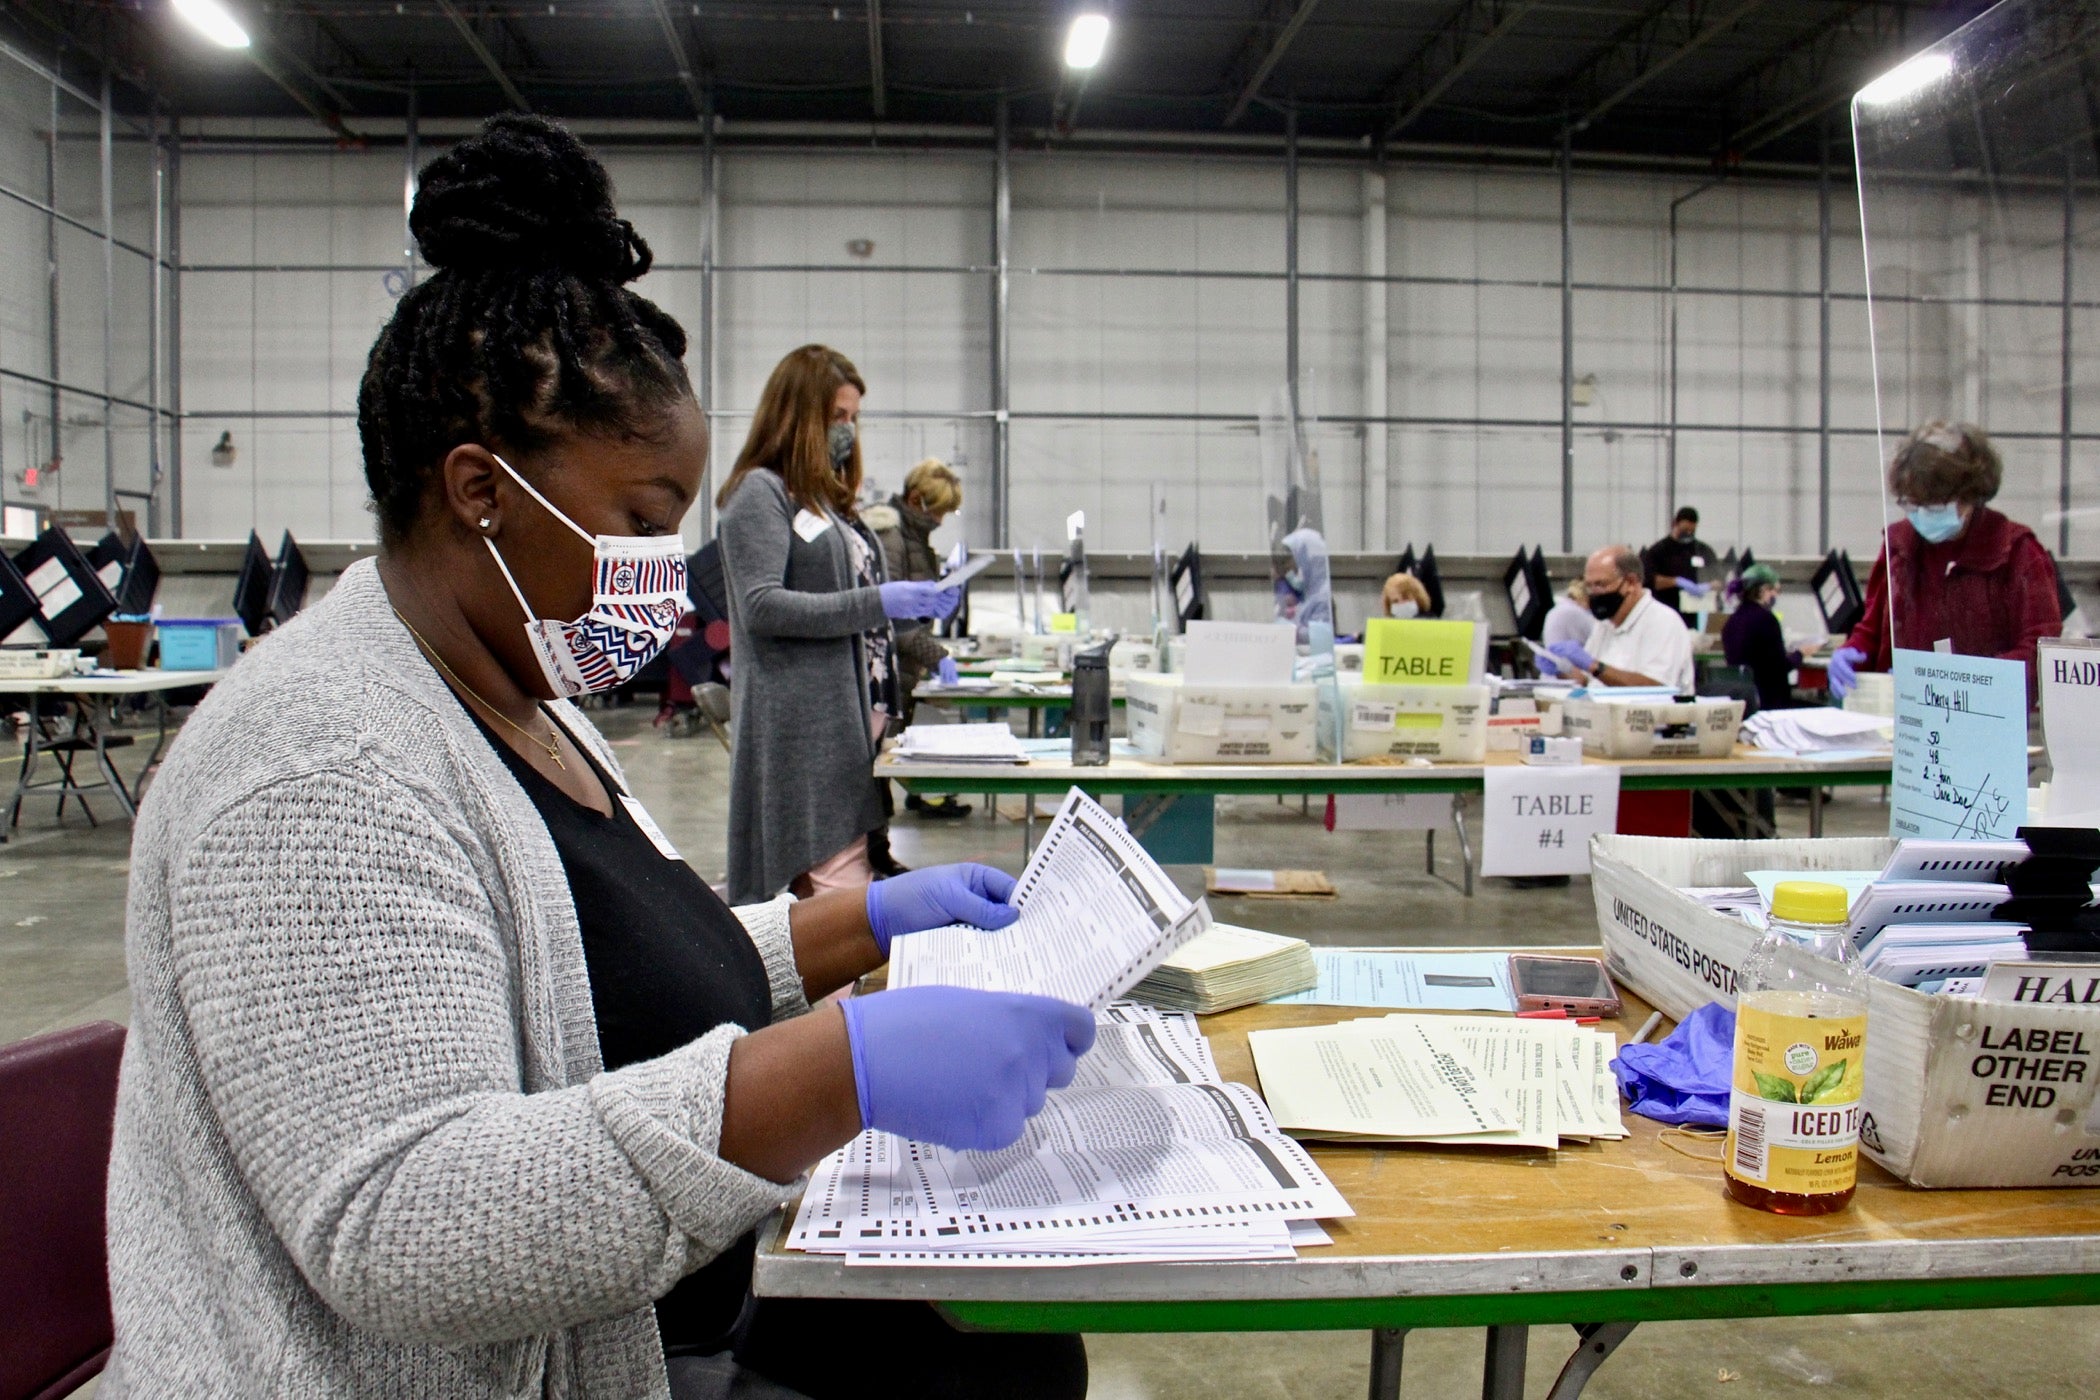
6, 701, 2097, 1397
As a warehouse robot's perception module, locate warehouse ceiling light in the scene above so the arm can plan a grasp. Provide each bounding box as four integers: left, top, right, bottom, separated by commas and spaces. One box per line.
1064, 12, 1110, 71
173, 0, 251, 48
1855, 52, 1953, 107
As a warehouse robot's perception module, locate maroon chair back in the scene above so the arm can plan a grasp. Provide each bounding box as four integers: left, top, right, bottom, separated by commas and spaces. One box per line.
0, 1021, 125, 1400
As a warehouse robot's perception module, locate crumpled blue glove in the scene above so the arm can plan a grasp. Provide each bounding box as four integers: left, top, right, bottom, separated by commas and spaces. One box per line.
936, 655, 960, 685
1548, 639, 1596, 673
1610, 1002, 1735, 1127
1827, 645, 1869, 699
840, 986, 1096, 1151
1674, 577, 1712, 598
866, 862, 1019, 956
879, 580, 963, 621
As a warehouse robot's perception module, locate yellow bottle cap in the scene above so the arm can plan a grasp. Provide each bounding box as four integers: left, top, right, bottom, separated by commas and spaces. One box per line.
1770, 880, 1851, 925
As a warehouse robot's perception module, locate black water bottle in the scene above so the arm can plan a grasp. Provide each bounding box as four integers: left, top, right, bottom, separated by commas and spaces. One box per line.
1071, 640, 1113, 766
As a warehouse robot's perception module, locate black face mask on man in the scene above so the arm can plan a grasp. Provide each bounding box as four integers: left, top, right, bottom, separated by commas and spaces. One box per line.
1588, 585, 1626, 621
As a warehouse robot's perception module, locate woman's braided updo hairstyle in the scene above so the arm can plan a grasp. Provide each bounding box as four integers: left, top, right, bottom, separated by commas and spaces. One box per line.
357, 114, 692, 542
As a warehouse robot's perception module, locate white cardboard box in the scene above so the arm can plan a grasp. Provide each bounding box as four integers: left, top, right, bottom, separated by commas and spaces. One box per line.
1316, 680, 1488, 762
0, 647, 80, 679
1561, 696, 1744, 759
1124, 674, 1318, 763
1591, 833, 2100, 1189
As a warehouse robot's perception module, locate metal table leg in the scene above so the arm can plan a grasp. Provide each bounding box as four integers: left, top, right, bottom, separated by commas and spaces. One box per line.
3, 708, 37, 840
1810, 783, 1825, 837
130, 693, 174, 804
1023, 793, 1037, 859
1482, 1323, 1528, 1400
88, 697, 137, 820
1452, 794, 1475, 898
1543, 1322, 1638, 1400
1367, 1327, 1407, 1400
1426, 828, 1436, 875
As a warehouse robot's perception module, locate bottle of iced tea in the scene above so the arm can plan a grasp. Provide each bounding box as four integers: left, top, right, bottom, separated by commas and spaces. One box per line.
1724, 880, 1870, 1215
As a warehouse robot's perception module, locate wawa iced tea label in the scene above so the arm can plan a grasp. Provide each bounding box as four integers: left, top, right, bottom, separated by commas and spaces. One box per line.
1724, 1001, 1866, 1195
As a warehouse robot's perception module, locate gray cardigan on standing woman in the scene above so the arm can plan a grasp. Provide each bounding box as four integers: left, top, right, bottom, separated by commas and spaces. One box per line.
103, 559, 809, 1399
717, 467, 890, 903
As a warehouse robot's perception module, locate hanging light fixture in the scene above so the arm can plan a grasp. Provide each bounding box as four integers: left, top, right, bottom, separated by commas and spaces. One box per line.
1064, 12, 1110, 71
172, 0, 252, 49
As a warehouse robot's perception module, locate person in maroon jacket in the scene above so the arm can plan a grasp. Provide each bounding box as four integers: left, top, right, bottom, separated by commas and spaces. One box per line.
1828, 420, 2061, 704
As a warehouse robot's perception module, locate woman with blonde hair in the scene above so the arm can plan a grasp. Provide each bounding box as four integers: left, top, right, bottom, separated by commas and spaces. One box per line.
716, 346, 960, 902
865, 458, 971, 818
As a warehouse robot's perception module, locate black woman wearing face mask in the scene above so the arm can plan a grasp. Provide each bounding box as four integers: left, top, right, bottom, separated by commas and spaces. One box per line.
102, 117, 1089, 1400
1828, 420, 2061, 705
716, 346, 961, 902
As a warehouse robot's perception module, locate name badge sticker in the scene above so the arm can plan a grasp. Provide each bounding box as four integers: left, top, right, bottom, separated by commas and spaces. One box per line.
793, 509, 833, 543
618, 795, 683, 861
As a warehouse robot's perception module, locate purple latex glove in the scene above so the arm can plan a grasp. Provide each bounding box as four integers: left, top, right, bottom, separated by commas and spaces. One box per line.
865, 862, 1019, 955
1611, 1002, 1734, 1127
936, 655, 960, 685
1532, 648, 1566, 676
1547, 639, 1596, 673
1827, 645, 1868, 699
879, 580, 963, 621
840, 986, 1096, 1151
1674, 577, 1712, 597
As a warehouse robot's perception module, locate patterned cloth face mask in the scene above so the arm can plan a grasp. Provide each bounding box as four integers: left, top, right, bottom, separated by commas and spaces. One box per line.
484, 453, 689, 698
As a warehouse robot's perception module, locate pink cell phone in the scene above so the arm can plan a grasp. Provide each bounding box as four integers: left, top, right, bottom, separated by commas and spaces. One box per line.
1508, 955, 1623, 1018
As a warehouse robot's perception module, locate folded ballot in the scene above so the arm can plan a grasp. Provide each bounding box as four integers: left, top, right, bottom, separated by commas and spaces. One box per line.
1129, 922, 1317, 1014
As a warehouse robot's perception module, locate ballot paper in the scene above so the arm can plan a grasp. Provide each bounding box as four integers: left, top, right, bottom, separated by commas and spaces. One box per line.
787, 1003, 1351, 1267
938, 551, 999, 588
1270, 947, 1518, 1013
1741, 707, 1893, 755
888, 787, 1212, 1010
1129, 922, 1318, 1013
1250, 1014, 1623, 1150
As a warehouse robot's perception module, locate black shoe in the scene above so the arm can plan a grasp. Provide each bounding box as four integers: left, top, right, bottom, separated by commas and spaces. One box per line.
1506, 875, 1572, 889
907, 794, 973, 820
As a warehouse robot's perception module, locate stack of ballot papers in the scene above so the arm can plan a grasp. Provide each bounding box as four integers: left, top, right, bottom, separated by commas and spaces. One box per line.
1741, 706, 1892, 756
1129, 923, 1318, 1013
889, 787, 1212, 1008
1247, 1014, 1626, 1150
786, 1003, 1353, 1266
1859, 924, 2028, 989
892, 721, 1028, 764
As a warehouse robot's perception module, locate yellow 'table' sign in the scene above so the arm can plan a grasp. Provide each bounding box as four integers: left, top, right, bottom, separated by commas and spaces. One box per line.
1363, 618, 1474, 685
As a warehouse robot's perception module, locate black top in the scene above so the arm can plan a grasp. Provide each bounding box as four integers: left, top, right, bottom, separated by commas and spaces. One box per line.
1721, 600, 1798, 713
472, 709, 774, 1353
1644, 533, 1712, 616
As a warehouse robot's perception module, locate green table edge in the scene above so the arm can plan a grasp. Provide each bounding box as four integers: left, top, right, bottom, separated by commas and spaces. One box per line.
887, 768, 1891, 797
937, 1271, 2100, 1334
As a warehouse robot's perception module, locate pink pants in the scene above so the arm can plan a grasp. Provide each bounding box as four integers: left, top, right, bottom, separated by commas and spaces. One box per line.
797, 836, 873, 896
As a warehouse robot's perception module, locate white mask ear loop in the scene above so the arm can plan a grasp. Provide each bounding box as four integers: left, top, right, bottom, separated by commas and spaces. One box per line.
484, 533, 542, 623
490, 452, 596, 546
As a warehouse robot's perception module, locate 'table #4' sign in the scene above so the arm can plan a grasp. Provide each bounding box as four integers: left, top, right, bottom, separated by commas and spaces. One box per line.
1481, 764, 1621, 878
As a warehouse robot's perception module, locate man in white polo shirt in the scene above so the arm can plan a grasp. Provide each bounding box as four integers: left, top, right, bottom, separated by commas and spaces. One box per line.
1536, 544, 1695, 692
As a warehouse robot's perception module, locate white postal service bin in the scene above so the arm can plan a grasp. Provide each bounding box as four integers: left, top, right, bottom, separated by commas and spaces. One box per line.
1317, 680, 1488, 763
1561, 695, 1744, 759
1124, 675, 1317, 763
1591, 833, 2100, 1189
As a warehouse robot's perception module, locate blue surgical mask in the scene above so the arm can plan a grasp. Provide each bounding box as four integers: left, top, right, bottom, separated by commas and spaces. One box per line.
1906, 502, 1964, 543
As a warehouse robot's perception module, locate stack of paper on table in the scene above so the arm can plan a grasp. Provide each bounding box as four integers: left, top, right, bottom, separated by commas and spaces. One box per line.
1741, 706, 1893, 756
1860, 923, 2027, 989
1129, 922, 1318, 1013
1206, 868, 1338, 900
1269, 948, 1517, 1013
1247, 1014, 1625, 1150
786, 1003, 1352, 1266
893, 722, 1028, 764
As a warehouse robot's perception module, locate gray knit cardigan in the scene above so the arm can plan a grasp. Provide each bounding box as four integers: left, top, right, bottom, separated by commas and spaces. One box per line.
103, 558, 809, 1399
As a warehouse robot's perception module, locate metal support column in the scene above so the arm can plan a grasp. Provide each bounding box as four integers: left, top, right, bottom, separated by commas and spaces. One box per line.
149, 114, 165, 535
1285, 106, 1302, 465
1558, 125, 1573, 552
100, 67, 116, 530
1818, 120, 1834, 553
991, 94, 1012, 548
403, 79, 420, 285
2062, 150, 2075, 558
167, 128, 182, 536
45, 76, 60, 498
699, 86, 717, 534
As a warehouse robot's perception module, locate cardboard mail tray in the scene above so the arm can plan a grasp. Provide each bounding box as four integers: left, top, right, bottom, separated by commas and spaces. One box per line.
1124, 675, 1317, 764
1562, 695, 1744, 759
1591, 833, 2100, 1189
1317, 680, 1488, 763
